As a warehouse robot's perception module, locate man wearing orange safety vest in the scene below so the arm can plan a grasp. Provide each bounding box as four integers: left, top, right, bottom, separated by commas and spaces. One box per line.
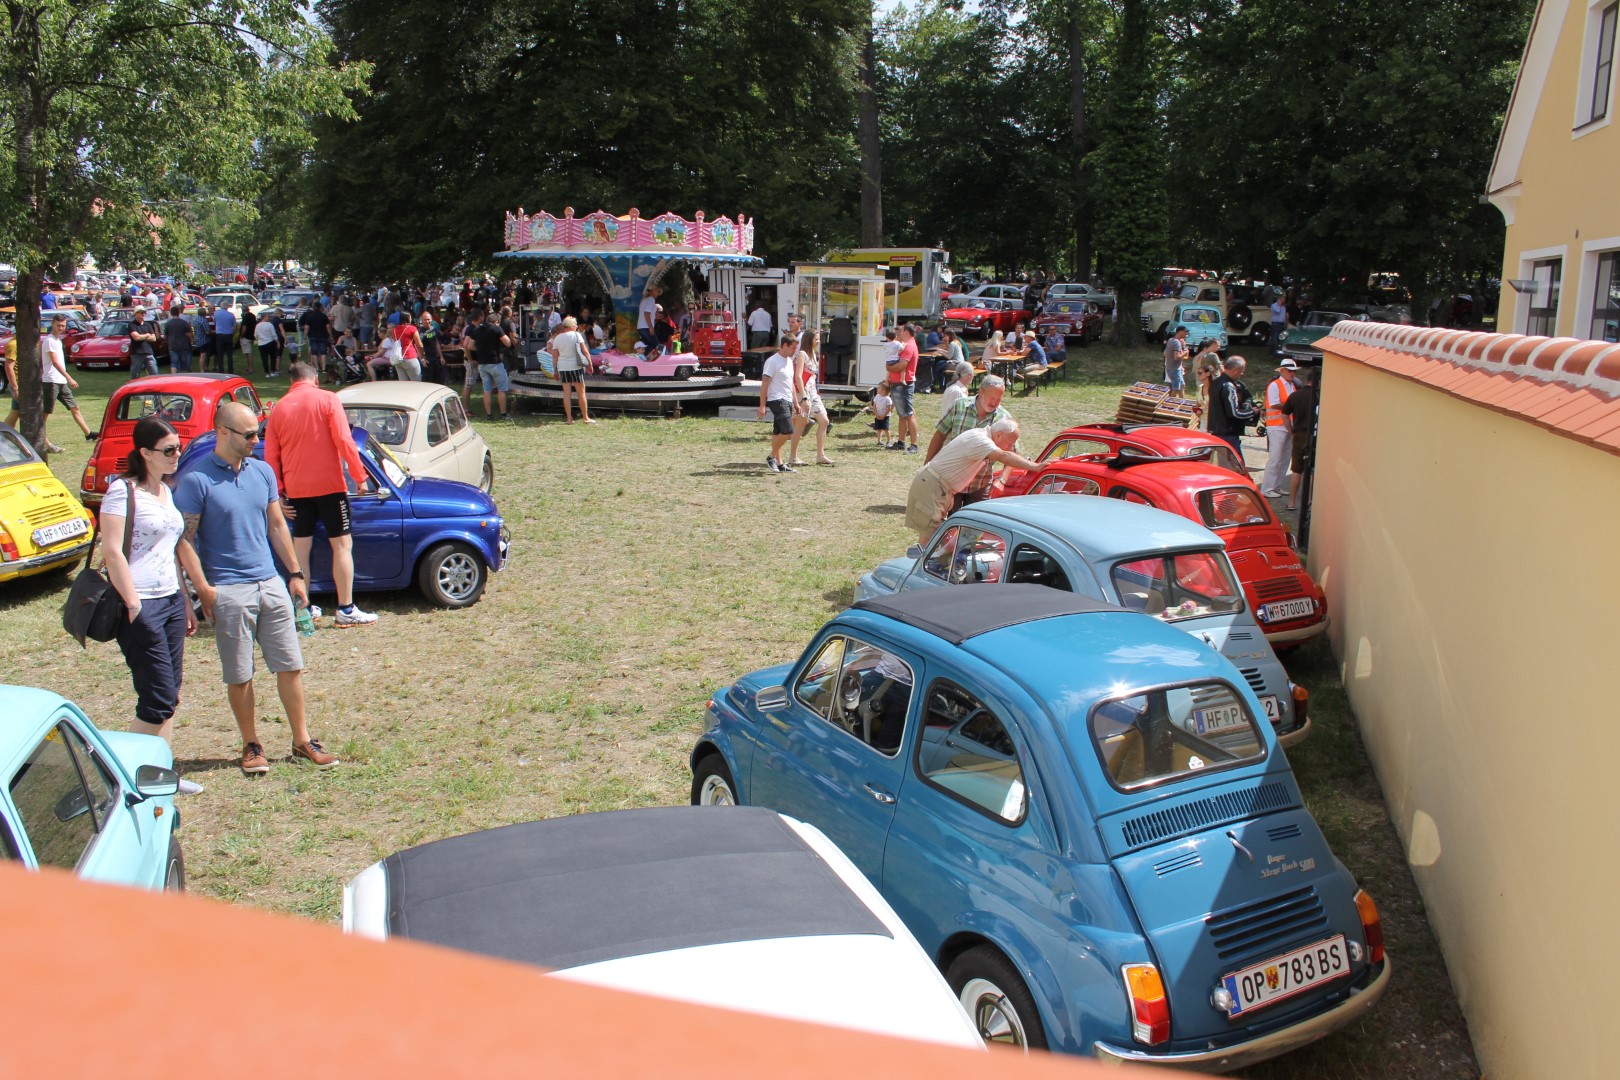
1260, 359, 1298, 498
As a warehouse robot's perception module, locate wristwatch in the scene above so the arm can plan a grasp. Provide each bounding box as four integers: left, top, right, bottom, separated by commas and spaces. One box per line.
288, 570, 306, 580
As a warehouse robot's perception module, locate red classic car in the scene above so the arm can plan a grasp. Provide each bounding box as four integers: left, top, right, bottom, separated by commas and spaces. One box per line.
69, 311, 169, 371
941, 297, 1023, 338
994, 454, 1327, 646
1032, 300, 1103, 343
80, 373, 263, 514
0, 312, 96, 356
998, 422, 1247, 497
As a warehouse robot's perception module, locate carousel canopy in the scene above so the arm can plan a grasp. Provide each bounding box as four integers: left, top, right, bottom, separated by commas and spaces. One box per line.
497, 207, 761, 268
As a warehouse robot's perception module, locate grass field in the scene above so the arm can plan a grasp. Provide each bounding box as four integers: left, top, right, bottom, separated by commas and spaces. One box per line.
3, 345, 1477, 1076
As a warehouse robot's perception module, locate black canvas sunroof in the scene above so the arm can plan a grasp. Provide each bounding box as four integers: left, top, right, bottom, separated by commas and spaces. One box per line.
382, 806, 890, 971
854, 583, 1120, 645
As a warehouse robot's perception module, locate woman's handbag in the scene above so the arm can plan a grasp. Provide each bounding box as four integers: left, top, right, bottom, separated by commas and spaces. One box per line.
62, 480, 136, 646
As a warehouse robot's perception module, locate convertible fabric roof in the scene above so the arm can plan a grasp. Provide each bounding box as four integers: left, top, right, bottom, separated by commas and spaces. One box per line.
854, 583, 1121, 645
382, 806, 889, 971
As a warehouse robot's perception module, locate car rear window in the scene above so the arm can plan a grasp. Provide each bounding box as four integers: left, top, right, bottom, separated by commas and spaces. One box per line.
1112, 552, 1244, 622
344, 407, 409, 446
116, 394, 193, 422
1090, 682, 1266, 791
0, 430, 34, 466
1197, 487, 1271, 528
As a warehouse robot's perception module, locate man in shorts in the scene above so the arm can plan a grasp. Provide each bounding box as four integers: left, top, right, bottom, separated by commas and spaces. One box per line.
301, 299, 332, 372
1163, 326, 1190, 396
905, 418, 1039, 545
39, 314, 95, 451
467, 308, 513, 421
176, 401, 341, 774
263, 363, 376, 626
890, 323, 921, 452
757, 334, 799, 473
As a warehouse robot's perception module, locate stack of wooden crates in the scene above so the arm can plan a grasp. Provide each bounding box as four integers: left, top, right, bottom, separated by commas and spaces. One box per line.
1117, 383, 1201, 426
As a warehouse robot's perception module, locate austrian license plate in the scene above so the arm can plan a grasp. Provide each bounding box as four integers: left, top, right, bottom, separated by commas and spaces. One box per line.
1261, 695, 1281, 722
1263, 597, 1315, 622
1192, 702, 1248, 735
32, 517, 89, 548
1221, 935, 1349, 1017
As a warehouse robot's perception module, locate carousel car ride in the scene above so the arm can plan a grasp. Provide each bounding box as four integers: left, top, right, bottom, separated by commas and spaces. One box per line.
689, 292, 742, 363
994, 455, 1327, 647
998, 422, 1247, 497
338, 381, 493, 492
0, 423, 96, 583
853, 495, 1308, 747
174, 426, 509, 609
691, 586, 1388, 1065
342, 805, 984, 1049
80, 374, 263, 515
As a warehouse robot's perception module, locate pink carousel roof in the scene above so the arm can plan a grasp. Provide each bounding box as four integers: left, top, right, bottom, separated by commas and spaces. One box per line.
500, 207, 757, 263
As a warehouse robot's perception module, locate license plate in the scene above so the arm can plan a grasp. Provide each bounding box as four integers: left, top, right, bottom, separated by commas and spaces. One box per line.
1263, 597, 1315, 622
1192, 703, 1247, 735
32, 517, 89, 548
1221, 935, 1349, 1017
1261, 695, 1280, 722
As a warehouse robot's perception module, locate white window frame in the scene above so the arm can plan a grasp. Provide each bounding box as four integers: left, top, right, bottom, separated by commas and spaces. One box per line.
1574, 0, 1619, 137
1576, 237, 1620, 341
1517, 245, 1568, 335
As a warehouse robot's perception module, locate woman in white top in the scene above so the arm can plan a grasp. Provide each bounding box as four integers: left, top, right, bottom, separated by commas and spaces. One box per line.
547, 316, 596, 424
980, 330, 1006, 369
101, 417, 208, 791
253, 310, 282, 377
788, 329, 833, 466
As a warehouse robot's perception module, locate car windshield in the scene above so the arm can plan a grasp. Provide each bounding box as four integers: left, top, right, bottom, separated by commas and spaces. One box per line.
1048, 302, 1083, 314
369, 438, 411, 485
116, 393, 193, 422
0, 429, 36, 467
345, 406, 410, 446
1111, 551, 1245, 622
1090, 682, 1266, 790
1197, 487, 1272, 528
1183, 308, 1220, 324
97, 321, 132, 337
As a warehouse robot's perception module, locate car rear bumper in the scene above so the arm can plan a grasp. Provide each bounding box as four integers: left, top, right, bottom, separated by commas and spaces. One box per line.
1093, 957, 1391, 1072
0, 536, 94, 580
1276, 717, 1312, 750
1262, 617, 1329, 646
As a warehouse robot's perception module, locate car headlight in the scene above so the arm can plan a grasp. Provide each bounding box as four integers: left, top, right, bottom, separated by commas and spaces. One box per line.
120, 341, 129, 353
71, 343, 80, 354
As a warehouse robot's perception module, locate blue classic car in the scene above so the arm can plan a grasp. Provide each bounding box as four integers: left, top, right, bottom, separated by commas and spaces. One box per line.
1, 685, 183, 889
854, 496, 1308, 748
175, 427, 508, 608
691, 587, 1388, 1069
1168, 303, 1229, 353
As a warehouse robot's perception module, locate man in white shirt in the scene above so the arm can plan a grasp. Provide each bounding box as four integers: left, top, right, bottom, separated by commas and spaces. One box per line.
638, 285, 662, 356
905, 417, 1039, 544
39, 314, 95, 452
746, 302, 773, 349
756, 335, 801, 473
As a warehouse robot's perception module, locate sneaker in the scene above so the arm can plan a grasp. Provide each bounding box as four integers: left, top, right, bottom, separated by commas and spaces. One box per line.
500, 413, 514, 423
241, 742, 269, 775
178, 778, 205, 796
765, 456, 781, 473
334, 604, 378, 627
889, 441, 908, 451
906, 444, 919, 454
778, 460, 795, 473
44, 441, 65, 454
306, 604, 323, 619
293, 739, 340, 768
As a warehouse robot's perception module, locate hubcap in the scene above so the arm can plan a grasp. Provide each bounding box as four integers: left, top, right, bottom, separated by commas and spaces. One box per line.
699, 774, 734, 805
437, 552, 480, 600
960, 978, 1028, 1050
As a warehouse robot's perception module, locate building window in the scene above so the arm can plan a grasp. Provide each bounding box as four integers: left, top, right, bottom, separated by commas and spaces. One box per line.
1528, 259, 1562, 337
1594, 3, 1619, 124
1592, 252, 1620, 342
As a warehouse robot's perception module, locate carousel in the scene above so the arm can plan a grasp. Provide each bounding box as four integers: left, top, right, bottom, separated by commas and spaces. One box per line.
494, 207, 762, 410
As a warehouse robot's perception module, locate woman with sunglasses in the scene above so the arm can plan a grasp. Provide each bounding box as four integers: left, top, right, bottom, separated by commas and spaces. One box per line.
101, 417, 209, 793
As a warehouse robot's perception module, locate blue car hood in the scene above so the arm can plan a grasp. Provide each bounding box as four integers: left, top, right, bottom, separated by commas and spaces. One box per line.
407, 476, 498, 520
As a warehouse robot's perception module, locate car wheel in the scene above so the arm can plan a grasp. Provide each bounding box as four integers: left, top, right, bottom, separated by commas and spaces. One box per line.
674, 365, 694, 380
417, 541, 487, 608
164, 834, 186, 891
947, 946, 1047, 1051
479, 454, 494, 493
1249, 322, 1271, 345
691, 753, 739, 806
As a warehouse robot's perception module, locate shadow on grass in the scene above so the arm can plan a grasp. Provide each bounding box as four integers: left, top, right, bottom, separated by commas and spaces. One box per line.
689, 463, 773, 477
822, 585, 855, 610
0, 567, 78, 613
174, 756, 250, 774
864, 504, 906, 515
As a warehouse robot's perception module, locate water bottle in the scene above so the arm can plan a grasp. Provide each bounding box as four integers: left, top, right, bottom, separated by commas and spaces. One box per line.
295, 600, 317, 637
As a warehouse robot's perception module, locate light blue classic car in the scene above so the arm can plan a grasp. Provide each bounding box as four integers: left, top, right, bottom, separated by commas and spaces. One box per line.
1168, 303, 1229, 352
856, 496, 1308, 748
0, 686, 184, 889
691, 586, 1388, 1069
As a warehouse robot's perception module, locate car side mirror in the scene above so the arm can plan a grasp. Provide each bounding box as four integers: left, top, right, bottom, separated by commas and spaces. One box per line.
755, 685, 789, 712
134, 764, 179, 798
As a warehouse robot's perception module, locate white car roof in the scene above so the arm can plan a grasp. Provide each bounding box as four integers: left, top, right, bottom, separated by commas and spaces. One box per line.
337, 382, 456, 410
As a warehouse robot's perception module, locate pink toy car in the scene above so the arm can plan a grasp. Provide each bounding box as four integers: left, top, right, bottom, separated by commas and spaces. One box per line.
595, 347, 700, 381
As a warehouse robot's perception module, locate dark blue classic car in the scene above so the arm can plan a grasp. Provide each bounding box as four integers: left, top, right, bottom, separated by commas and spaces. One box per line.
691, 586, 1387, 1070
175, 428, 508, 608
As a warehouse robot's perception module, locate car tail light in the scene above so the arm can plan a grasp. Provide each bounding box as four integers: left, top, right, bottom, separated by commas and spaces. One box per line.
0, 526, 17, 563
1354, 890, 1384, 964
1122, 963, 1170, 1045
81, 462, 97, 491
1291, 683, 1309, 728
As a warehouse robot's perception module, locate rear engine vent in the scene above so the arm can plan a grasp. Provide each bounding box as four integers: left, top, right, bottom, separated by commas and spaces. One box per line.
1266, 823, 1302, 842
1253, 578, 1303, 601
1153, 851, 1202, 877
1119, 783, 1292, 848
1206, 886, 1327, 961
1239, 668, 1267, 694
1228, 630, 1254, 641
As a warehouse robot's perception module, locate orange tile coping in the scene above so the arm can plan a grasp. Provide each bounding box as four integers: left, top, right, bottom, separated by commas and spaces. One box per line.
1321, 323, 1620, 456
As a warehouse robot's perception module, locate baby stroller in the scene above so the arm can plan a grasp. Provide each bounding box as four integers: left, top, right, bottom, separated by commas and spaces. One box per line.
329, 345, 367, 385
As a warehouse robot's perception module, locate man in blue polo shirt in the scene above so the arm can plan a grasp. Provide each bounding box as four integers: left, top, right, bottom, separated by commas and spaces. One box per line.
212, 303, 238, 375
176, 402, 340, 775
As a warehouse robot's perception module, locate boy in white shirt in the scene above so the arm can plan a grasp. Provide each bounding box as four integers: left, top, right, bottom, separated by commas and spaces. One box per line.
859, 380, 894, 448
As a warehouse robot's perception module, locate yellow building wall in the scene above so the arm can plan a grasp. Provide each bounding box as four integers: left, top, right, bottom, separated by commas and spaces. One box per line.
1499, 1, 1620, 335
1309, 354, 1619, 1079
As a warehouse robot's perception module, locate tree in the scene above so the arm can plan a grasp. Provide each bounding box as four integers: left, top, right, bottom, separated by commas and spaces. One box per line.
0, 0, 364, 448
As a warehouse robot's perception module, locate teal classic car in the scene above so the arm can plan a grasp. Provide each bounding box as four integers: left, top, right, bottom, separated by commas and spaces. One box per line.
1279, 310, 1368, 366
1, 686, 184, 889
1167, 303, 1228, 352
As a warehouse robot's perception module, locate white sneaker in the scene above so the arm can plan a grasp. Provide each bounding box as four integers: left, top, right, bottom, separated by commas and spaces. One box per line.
177, 778, 205, 796
334, 605, 378, 627
306, 604, 323, 619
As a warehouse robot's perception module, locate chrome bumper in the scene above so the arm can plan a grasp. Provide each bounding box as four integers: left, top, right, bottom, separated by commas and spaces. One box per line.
1276, 717, 1312, 750
1094, 958, 1390, 1072
0, 537, 94, 579
1262, 616, 1329, 646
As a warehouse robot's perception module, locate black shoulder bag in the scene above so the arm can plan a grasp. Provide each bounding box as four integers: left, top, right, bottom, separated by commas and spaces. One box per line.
62, 479, 136, 646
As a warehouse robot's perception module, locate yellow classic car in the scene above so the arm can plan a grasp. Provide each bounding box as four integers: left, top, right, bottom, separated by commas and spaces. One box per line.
0, 423, 96, 583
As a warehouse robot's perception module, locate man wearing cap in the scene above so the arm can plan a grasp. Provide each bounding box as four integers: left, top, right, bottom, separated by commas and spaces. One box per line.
1260, 359, 1298, 497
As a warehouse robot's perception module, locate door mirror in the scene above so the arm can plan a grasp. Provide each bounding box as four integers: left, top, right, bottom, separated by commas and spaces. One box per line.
755, 685, 789, 712
134, 764, 179, 798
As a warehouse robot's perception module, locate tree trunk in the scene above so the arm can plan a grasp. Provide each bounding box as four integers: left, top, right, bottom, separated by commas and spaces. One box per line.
1069, 14, 1090, 281
858, 15, 883, 247
12, 272, 44, 451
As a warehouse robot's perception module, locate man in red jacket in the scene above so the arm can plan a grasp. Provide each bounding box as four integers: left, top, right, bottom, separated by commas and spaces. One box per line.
264, 362, 377, 626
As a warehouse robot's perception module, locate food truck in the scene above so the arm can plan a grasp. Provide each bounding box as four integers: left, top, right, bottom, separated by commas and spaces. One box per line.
823, 246, 949, 320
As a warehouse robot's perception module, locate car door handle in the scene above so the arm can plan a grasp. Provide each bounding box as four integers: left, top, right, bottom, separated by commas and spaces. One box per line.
863, 782, 897, 805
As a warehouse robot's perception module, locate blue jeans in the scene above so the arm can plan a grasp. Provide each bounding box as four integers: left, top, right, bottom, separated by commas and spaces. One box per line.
115, 591, 187, 724
130, 355, 159, 378
170, 347, 192, 373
